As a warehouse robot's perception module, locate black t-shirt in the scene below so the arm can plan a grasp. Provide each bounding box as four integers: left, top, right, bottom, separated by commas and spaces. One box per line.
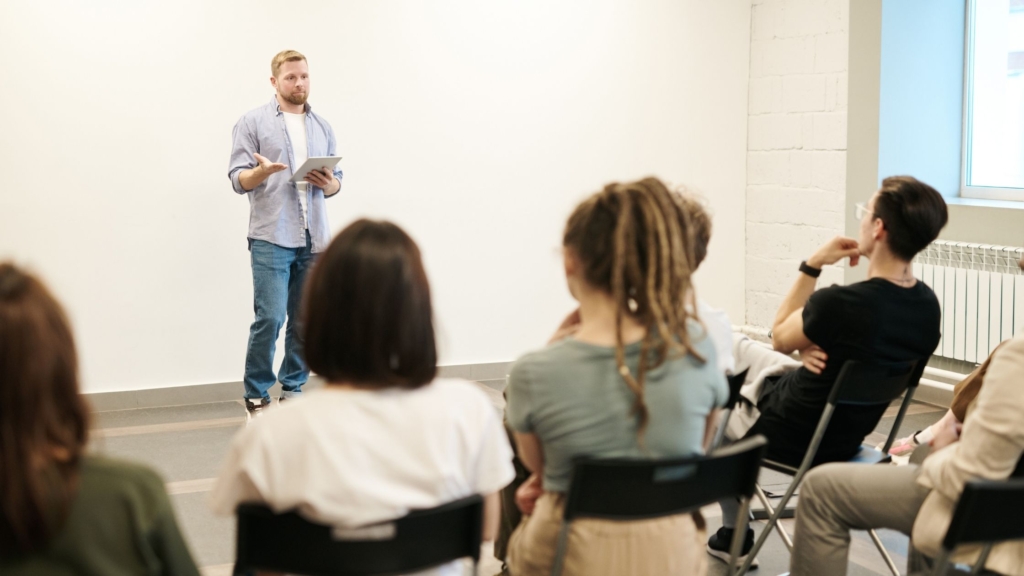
747, 278, 941, 466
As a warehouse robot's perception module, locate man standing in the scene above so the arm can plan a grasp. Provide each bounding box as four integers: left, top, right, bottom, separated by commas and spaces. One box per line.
228, 50, 342, 419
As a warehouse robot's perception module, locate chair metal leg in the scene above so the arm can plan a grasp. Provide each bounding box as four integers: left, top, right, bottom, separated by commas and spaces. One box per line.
867, 529, 901, 576
881, 387, 918, 454
750, 487, 796, 521
737, 481, 797, 575
930, 549, 951, 576
728, 497, 752, 576
765, 476, 800, 551
968, 543, 993, 575
740, 404, 835, 574
550, 520, 571, 576
710, 408, 733, 452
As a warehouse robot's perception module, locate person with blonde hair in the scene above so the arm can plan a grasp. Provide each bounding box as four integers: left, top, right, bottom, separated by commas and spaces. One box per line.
0, 263, 199, 575
228, 49, 345, 419
504, 177, 728, 575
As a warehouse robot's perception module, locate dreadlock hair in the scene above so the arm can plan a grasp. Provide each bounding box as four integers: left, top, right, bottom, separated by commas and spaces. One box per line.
563, 177, 705, 439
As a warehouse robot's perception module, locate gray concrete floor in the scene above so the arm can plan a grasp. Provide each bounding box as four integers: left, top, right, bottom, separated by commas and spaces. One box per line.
88, 390, 946, 575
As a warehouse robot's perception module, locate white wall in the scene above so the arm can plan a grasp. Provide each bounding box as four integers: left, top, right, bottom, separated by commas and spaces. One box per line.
745, 0, 850, 328
0, 0, 751, 393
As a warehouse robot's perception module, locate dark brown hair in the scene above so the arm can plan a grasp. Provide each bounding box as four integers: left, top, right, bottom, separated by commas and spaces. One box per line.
675, 193, 712, 268
0, 263, 89, 554
302, 220, 437, 388
873, 176, 948, 261
563, 177, 703, 437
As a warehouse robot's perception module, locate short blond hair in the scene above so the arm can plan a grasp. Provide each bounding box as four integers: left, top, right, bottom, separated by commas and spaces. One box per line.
271, 50, 307, 78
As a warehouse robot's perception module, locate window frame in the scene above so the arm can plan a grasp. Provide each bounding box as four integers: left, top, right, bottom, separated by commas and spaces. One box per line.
960, 0, 1024, 202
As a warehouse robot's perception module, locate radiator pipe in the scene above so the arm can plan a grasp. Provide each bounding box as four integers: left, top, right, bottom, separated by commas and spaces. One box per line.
922, 366, 968, 383
918, 377, 955, 392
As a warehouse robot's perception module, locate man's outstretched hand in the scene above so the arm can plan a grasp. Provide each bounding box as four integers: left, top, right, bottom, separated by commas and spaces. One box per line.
254, 153, 287, 176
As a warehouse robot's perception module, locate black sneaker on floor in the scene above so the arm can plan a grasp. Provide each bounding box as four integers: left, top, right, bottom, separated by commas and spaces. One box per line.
707, 526, 758, 569
244, 398, 270, 423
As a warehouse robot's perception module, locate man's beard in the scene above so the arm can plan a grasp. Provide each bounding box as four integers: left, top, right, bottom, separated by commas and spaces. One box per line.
283, 91, 307, 106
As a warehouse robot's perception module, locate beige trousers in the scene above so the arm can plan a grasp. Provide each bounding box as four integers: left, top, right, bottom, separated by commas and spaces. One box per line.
506, 492, 707, 576
790, 463, 930, 576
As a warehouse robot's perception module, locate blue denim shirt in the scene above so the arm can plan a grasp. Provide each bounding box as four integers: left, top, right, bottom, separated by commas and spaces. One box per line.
228, 97, 343, 253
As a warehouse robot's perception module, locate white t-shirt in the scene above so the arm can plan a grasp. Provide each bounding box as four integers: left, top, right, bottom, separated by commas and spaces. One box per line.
283, 111, 309, 229
697, 298, 736, 375
210, 378, 515, 576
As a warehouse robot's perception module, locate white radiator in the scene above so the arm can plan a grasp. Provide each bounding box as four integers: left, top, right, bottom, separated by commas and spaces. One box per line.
914, 241, 1024, 363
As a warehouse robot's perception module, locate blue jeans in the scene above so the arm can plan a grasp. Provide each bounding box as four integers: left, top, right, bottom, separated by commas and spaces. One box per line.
243, 232, 315, 400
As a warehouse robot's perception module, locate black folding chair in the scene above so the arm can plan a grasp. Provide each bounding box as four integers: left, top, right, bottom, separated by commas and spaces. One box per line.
233, 495, 483, 576
549, 436, 768, 576
738, 359, 925, 576
926, 476, 1024, 576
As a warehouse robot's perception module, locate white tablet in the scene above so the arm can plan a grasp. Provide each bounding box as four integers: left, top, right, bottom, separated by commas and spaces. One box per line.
289, 156, 343, 183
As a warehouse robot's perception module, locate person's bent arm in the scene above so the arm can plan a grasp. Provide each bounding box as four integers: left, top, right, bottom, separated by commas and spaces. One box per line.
228, 117, 285, 194
923, 336, 1024, 501
512, 432, 545, 516
237, 153, 287, 191
322, 125, 343, 198
703, 407, 721, 451
772, 236, 860, 354
514, 432, 544, 473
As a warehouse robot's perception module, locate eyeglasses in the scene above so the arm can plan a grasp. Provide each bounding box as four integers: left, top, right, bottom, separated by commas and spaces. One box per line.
855, 202, 873, 220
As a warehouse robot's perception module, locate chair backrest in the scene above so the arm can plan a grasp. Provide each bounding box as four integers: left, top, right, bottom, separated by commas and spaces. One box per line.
941, 478, 1024, 552
562, 436, 767, 522
828, 359, 924, 407
234, 495, 483, 576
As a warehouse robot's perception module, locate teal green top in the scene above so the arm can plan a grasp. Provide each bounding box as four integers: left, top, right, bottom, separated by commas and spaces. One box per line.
506, 324, 729, 492
0, 455, 200, 576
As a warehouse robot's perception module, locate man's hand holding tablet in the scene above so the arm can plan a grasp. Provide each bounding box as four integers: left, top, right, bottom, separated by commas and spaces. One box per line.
304, 167, 334, 188
289, 156, 342, 184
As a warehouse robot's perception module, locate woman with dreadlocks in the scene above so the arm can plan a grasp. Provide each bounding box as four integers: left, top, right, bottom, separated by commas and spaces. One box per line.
503, 177, 729, 575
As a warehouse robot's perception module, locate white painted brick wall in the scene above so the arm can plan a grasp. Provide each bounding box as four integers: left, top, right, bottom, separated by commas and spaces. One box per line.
744, 0, 850, 329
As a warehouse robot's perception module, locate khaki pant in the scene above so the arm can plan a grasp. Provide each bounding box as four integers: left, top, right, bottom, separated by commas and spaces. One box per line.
790, 463, 931, 576
507, 492, 707, 576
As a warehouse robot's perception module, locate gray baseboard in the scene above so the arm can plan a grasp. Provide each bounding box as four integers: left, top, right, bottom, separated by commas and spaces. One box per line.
84, 362, 513, 413
910, 382, 954, 409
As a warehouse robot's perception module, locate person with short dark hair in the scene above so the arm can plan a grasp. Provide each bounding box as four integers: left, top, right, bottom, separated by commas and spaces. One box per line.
707, 176, 948, 566
210, 220, 515, 576
0, 263, 199, 576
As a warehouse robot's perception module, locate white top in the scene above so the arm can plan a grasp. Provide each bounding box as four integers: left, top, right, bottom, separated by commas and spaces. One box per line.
697, 298, 735, 374
283, 111, 309, 229
210, 378, 515, 576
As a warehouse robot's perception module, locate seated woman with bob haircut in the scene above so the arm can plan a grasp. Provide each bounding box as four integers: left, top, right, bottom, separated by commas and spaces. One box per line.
504, 177, 729, 576
211, 219, 515, 576
0, 263, 200, 576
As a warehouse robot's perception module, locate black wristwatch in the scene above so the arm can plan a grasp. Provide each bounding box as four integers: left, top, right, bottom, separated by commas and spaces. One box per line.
799, 261, 822, 278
